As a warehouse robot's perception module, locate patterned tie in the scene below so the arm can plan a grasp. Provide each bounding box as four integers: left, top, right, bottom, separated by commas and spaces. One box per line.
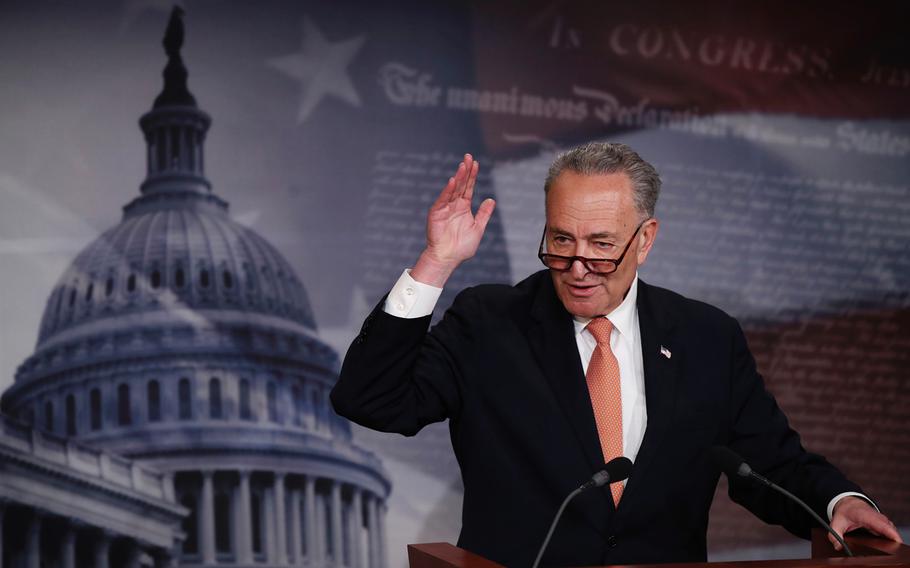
585, 317, 624, 506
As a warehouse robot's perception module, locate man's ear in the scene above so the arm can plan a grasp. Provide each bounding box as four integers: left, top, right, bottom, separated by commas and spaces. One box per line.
636, 218, 659, 265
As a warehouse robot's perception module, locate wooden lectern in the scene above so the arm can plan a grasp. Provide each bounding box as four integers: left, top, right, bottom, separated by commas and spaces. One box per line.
408, 529, 910, 568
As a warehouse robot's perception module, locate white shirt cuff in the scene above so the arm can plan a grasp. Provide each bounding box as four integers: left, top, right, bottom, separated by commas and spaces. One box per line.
382, 269, 443, 319
827, 491, 879, 521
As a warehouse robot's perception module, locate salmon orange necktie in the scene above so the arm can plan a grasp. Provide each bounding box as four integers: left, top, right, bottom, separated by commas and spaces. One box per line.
585, 317, 624, 506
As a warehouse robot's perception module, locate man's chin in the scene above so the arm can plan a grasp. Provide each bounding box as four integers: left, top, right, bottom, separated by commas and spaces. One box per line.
560, 296, 605, 319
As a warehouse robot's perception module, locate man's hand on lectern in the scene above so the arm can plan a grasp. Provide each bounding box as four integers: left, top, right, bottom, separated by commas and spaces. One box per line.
829, 496, 903, 551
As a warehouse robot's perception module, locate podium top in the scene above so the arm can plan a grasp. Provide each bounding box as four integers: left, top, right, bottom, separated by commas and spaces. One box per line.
408, 530, 910, 568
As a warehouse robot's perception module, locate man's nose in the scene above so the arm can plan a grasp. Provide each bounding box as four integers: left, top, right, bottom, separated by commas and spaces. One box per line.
569, 258, 589, 278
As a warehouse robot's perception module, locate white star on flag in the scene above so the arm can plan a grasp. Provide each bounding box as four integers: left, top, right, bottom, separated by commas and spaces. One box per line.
267, 17, 366, 124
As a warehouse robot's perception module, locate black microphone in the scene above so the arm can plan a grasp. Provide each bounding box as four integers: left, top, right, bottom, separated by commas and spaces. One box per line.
709, 446, 853, 557
579, 456, 634, 491
531, 457, 634, 568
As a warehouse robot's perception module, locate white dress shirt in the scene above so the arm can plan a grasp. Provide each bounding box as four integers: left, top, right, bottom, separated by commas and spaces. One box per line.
381, 268, 872, 519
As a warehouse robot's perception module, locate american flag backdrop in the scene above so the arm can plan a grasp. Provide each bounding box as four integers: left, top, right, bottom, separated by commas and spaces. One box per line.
1, 1, 908, 565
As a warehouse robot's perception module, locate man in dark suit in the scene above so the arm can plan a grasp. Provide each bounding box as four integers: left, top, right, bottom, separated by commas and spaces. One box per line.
331, 143, 900, 566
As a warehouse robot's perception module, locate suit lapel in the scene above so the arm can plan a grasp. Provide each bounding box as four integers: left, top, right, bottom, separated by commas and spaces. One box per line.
619, 280, 680, 507
527, 276, 606, 481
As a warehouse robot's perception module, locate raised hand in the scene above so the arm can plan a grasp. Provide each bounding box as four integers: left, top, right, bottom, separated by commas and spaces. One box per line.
411, 154, 496, 287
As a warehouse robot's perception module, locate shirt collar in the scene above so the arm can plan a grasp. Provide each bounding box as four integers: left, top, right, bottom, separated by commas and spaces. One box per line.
572, 274, 639, 339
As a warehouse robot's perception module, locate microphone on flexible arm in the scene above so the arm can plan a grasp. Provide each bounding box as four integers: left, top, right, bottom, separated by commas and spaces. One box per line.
709, 446, 854, 557
531, 456, 634, 568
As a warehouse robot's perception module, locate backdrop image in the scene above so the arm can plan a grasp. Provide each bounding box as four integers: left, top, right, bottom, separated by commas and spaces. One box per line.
0, 1, 908, 567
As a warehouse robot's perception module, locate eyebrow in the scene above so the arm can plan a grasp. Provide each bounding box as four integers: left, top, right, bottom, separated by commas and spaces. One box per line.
548, 226, 620, 240
587, 231, 618, 240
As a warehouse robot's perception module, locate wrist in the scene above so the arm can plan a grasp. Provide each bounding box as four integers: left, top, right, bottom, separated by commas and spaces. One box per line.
411, 250, 459, 287
833, 496, 866, 514
830, 493, 878, 522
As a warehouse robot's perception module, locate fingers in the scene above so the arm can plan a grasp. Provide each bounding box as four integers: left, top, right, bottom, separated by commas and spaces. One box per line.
432, 176, 457, 210
463, 158, 479, 202
474, 198, 496, 235
432, 154, 481, 213
866, 513, 903, 543
827, 531, 845, 551
452, 154, 477, 201
890, 520, 904, 543
828, 514, 902, 552
829, 516, 856, 548
434, 154, 472, 208
430, 154, 480, 219
829, 507, 858, 551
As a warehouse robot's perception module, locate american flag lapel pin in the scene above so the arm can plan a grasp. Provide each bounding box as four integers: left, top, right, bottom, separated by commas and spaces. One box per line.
660, 345, 672, 359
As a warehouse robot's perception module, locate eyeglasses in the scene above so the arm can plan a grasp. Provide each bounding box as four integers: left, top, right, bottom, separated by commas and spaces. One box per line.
538, 218, 649, 275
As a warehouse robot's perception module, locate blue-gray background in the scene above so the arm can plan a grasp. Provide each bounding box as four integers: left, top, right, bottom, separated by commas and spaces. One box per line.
1, 1, 908, 565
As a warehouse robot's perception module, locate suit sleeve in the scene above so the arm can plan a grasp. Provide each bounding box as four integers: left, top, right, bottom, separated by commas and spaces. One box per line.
722, 318, 864, 538
330, 290, 477, 436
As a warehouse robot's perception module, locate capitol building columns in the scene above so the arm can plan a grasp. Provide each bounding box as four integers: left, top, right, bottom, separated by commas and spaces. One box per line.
290, 485, 303, 564
350, 487, 364, 568
274, 473, 288, 565
169, 468, 387, 567
367, 496, 379, 568
61, 522, 77, 568
304, 475, 320, 564
94, 530, 112, 568
25, 511, 41, 568
0, 507, 178, 568
237, 470, 254, 564
201, 470, 217, 564
330, 481, 344, 565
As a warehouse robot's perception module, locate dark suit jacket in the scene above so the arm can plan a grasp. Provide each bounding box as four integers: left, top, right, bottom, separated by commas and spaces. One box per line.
331, 271, 862, 567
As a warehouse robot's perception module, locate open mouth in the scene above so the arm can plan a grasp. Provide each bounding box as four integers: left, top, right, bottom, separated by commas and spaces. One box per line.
567, 283, 598, 297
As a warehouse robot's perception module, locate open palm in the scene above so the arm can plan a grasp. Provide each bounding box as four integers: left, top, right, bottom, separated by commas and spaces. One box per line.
413, 154, 495, 286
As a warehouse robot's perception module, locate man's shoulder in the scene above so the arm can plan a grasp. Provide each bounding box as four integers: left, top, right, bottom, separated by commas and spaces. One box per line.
639, 280, 740, 331
450, 270, 551, 317
466, 269, 548, 296
460, 269, 549, 300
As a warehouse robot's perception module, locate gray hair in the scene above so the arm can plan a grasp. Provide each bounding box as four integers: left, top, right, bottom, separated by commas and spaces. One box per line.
544, 142, 661, 219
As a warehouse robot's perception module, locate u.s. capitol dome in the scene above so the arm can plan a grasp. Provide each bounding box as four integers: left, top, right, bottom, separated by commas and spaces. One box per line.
1, 8, 389, 567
